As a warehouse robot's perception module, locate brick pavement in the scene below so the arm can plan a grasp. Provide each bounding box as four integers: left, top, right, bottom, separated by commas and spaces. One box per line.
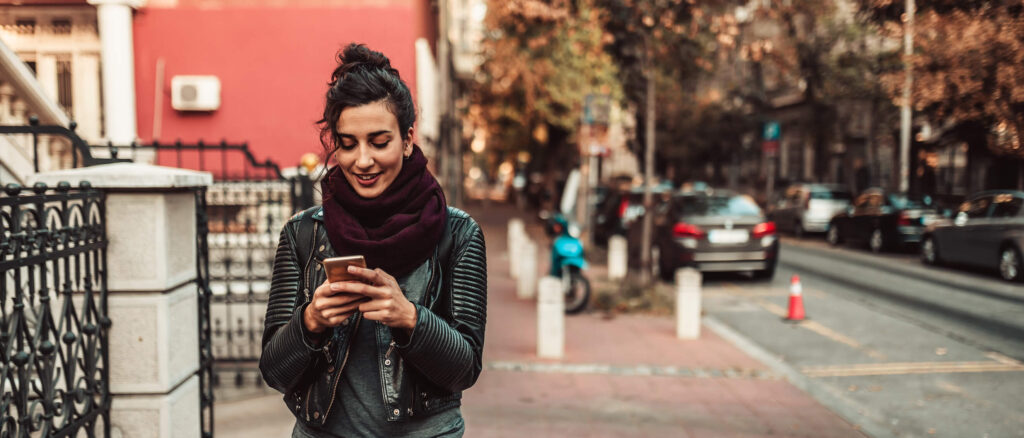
214, 200, 866, 437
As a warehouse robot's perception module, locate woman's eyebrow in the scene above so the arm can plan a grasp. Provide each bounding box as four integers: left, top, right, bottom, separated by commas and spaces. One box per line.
337, 130, 392, 139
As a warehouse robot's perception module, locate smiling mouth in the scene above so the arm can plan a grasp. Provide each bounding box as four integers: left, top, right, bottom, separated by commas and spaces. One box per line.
354, 173, 381, 186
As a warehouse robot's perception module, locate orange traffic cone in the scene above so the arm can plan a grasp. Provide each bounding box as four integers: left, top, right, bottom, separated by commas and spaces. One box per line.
786, 275, 805, 321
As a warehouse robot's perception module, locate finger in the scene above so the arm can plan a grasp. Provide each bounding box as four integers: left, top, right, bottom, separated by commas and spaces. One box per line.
326, 312, 355, 326
323, 303, 361, 319
346, 266, 386, 285
331, 281, 391, 299
357, 299, 393, 314
316, 293, 366, 309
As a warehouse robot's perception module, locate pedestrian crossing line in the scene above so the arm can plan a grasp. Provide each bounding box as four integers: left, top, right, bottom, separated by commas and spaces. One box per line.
483, 361, 781, 380
801, 360, 1024, 377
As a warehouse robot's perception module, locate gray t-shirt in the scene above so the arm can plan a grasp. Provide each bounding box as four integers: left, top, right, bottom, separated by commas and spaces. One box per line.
292, 319, 464, 438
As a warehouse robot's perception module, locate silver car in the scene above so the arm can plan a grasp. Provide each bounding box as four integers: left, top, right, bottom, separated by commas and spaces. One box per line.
768, 183, 852, 237
921, 190, 1024, 282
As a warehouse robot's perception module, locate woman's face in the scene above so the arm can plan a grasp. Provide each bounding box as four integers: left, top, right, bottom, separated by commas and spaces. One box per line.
334, 100, 413, 199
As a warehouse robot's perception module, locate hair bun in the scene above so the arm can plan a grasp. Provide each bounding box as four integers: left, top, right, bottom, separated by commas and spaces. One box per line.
338, 43, 393, 75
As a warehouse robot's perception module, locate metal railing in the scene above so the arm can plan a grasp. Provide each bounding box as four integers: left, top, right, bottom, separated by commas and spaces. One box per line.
0, 181, 110, 438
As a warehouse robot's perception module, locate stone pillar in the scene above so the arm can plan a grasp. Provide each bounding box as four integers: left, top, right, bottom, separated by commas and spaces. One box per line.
608, 235, 627, 281
507, 218, 524, 279
88, 0, 144, 146
537, 276, 564, 359
516, 239, 537, 300
31, 162, 212, 438
675, 267, 702, 340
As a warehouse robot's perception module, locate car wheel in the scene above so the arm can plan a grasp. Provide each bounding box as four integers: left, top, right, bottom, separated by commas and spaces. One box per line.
999, 246, 1023, 282
869, 229, 885, 253
794, 222, 805, 238
921, 236, 940, 265
826, 224, 842, 246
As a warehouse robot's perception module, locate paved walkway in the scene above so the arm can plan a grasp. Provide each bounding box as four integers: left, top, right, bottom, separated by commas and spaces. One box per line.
215, 201, 865, 437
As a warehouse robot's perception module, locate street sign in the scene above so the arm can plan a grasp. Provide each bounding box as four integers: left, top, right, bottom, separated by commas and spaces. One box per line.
584, 94, 611, 126
763, 121, 781, 141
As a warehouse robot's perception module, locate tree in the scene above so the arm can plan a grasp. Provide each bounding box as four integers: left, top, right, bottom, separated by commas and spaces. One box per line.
474, 0, 621, 167
856, 0, 1024, 158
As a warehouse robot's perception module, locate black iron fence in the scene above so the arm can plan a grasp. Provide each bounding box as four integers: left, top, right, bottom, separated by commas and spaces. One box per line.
2, 123, 317, 437
101, 142, 315, 392
0, 181, 110, 437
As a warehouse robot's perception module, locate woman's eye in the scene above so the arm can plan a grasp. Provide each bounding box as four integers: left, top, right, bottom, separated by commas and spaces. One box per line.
339, 142, 356, 150
372, 142, 390, 148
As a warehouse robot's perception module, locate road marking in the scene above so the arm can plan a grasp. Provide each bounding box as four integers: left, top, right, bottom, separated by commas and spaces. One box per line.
484, 361, 780, 380
801, 360, 1024, 377
721, 282, 887, 360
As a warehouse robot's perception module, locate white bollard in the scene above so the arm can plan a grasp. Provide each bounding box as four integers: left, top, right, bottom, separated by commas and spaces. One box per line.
516, 239, 538, 299
608, 235, 628, 281
508, 219, 524, 279
675, 267, 702, 339
537, 276, 564, 358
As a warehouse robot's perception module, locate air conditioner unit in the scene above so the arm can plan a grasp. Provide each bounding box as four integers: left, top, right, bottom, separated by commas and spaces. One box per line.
171, 75, 221, 111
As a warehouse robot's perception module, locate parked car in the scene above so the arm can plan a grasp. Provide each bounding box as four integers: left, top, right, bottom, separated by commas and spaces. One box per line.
825, 188, 942, 253
920, 190, 1024, 282
592, 183, 675, 246
767, 183, 852, 237
631, 190, 779, 280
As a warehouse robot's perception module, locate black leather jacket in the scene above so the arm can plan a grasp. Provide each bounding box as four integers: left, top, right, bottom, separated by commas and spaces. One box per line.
259, 206, 487, 427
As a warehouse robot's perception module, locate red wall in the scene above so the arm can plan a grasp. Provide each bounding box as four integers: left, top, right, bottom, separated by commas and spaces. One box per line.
133, 5, 431, 171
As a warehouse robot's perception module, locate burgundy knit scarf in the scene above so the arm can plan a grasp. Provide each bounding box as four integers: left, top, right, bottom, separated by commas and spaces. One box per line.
321, 145, 447, 277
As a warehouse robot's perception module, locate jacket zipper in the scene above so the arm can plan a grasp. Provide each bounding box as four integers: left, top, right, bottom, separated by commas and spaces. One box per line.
302, 221, 318, 422
321, 313, 360, 424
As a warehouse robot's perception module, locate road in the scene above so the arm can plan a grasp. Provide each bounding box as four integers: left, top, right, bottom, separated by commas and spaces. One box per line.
702, 235, 1024, 438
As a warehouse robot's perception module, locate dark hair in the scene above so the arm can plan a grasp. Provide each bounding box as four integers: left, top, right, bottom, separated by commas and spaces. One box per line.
318, 43, 416, 155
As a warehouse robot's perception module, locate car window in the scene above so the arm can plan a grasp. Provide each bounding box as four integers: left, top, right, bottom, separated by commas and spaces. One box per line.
674, 195, 762, 217
810, 190, 852, 200
966, 196, 993, 219
991, 194, 1023, 218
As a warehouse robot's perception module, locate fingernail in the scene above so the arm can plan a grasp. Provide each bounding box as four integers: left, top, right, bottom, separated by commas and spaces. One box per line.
331, 283, 342, 291
347, 265, 358, 273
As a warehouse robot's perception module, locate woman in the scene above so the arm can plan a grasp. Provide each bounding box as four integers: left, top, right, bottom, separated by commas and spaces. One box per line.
259, 43, 487, 437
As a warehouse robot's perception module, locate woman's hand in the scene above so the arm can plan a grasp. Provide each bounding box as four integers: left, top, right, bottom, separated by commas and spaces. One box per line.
303, 279, 367, 333
332, 265, 418, 330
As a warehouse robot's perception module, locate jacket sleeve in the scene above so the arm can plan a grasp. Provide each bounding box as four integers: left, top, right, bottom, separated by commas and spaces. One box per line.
395, 218, 487, 393
259, 224, 322, 394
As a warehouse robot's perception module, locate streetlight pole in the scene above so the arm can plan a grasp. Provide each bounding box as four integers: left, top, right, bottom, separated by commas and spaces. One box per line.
899, 0, 915, 193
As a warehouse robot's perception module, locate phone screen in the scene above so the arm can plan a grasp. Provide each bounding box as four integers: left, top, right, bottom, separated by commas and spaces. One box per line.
322, 255, 367, 283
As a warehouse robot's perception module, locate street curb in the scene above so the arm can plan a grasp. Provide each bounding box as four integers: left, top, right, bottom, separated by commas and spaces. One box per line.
703, 316, 893, 438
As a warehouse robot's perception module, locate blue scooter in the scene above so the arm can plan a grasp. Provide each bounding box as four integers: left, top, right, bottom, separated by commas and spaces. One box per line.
546, 213, 591, 314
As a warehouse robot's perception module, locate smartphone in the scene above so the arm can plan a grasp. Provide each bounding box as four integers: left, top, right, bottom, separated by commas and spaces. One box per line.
322, 255, 367, 283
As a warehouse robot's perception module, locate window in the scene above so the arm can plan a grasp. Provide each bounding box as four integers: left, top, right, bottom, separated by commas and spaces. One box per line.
991, 195, 1023, 218
15, 19, 35, 34
51, 18, 72, 35
966, 196, 993, 219
57, 58, 72, 115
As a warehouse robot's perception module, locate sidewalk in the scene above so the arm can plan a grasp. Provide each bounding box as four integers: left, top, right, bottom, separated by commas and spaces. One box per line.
214, 201, 865, 437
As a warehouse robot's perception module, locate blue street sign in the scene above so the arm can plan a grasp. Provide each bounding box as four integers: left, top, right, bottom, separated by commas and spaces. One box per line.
763, 121, 780, 141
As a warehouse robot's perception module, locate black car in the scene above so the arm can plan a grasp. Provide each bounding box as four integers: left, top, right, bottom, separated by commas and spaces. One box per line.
826, 188, 942, 253
633, 190, 779, 281
592, 184, 675, 246
921, 190, 1024, 282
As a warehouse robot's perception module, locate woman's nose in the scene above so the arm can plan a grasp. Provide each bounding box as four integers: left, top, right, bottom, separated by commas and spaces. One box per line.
355, 145, 374, 168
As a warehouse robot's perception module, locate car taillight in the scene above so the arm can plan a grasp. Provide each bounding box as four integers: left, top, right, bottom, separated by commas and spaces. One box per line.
618, 199, 629, 218
673, 222, 705, 239
752, 222, 776, 238
898, 212, 913, 226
